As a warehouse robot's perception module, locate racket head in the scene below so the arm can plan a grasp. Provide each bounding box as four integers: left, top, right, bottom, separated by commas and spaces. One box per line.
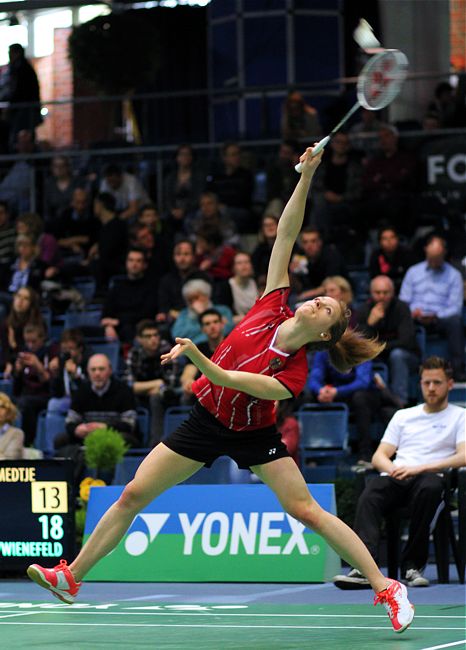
357, 49, 409, 110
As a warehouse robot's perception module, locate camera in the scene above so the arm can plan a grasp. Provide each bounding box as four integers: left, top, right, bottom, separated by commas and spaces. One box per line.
61, 351, 72, 363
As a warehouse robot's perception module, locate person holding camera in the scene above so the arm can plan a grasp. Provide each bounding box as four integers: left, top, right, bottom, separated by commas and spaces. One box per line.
48, 328, 90, 414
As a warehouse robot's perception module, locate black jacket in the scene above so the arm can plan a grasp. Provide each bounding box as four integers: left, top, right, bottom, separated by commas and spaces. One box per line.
356, 297, 419, 358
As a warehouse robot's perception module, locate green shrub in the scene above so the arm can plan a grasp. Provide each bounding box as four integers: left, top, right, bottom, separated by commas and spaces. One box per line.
84, 427, 128, 472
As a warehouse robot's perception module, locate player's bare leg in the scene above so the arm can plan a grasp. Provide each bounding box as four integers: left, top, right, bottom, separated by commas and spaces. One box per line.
252, 457, 389, 593
70, 444, 203, 582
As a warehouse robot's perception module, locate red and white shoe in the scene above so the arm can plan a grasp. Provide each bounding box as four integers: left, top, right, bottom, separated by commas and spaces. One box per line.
27, 559, 81, 604
374, 579, 415, 633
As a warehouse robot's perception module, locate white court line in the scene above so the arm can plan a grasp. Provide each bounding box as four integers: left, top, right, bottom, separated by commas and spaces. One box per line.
420, 641, 466, 650
0, 622, 464, 630
0, 610, 464, 619
0, 613, 37, 620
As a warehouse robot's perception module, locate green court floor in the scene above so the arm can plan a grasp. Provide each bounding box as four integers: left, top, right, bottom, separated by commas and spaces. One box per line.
0, 602, 464, 650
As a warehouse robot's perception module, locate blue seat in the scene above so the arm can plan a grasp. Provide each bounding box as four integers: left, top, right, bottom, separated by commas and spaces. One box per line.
35, 410, 67, 457
425, 335, 449, 359
108, 274, 127, 291
296, 403, 349, 470
348, 267, 370, 304
0, 376, 13, 397
415, 324, 426, 360
72, 277, 96, 303
136, 406, 150, 446
450, 385, 466, 408
89, 341, 120, 371
162, 405, 191, 439
113, 450, 151, 485
40, 307, 52, 335
64, 308, 103, 330
372, 361, 389, 385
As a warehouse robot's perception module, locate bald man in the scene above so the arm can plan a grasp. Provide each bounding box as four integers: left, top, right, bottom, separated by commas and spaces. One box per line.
400, 235, 465, 382
60, 353, 140, 450
356, 276, 419, 406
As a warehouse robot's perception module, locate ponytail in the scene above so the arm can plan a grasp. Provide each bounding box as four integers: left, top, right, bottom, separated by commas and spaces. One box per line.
328, 328, 386, 373
307, 300, 386, 373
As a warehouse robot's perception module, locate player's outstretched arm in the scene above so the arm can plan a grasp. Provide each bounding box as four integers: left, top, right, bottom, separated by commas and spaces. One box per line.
161, 338, 291, 400
263, 146, 323, 297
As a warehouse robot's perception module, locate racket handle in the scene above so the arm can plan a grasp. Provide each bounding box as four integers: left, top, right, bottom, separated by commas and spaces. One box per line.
294, 136, 331, 173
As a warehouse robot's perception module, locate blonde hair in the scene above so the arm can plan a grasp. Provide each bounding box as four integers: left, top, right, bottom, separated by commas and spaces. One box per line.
323, 275, 354, 304
0, 392, 18, 425
308, 300, 385, 372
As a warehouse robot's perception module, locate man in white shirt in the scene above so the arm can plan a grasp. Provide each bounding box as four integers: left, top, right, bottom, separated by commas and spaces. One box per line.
99, 164, 149, 221
334, 356, 465, 589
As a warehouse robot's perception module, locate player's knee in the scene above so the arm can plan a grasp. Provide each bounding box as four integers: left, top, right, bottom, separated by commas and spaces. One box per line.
286, 499, 322, 530
117, 481, 146, 513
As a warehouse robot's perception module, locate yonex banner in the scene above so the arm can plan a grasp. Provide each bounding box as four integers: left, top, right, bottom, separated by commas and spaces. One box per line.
84, 484, 339, 582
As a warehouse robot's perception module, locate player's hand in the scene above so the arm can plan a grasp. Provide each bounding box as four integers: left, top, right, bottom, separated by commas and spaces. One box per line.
298, 145, 324, 176
367, 302, 385, 326
390, 465, 422, 480
161, 338, 197, 365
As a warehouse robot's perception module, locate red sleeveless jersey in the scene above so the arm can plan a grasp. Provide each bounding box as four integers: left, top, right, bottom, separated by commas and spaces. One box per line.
192, 288, 308, 431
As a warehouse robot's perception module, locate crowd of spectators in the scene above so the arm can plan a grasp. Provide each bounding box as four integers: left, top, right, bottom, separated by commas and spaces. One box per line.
0, 108, 465, 469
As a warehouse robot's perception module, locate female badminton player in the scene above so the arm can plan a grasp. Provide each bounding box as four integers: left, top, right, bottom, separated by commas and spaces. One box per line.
27, 146, 414, 633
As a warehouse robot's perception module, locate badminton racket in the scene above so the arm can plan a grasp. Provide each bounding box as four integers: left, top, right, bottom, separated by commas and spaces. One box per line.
295, 48, 408, 172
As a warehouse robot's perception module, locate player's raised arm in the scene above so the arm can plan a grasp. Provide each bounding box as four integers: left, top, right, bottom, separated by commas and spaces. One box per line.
263, 146, 323, 297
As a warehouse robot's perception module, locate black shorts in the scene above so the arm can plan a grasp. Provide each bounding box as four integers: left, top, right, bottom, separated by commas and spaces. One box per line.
163, 402, 290, 469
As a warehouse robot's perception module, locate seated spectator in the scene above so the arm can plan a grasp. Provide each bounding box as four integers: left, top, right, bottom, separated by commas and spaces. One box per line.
47, 188, 100, 265
422, 112, 441, 131
186, 192, 239, 247
281, 91, 322, 140
86, 192, 127, 290
307, 350, 400, 465
157, 239, 209, 324
251, 206, 281, 278
291, 227, 347, 302
48, 328, 90, 414
99, 163, 149, 221
399, 235, 465, 381
334, 357, 466, 590
172, 278, 234, 345
7, 234, 48, 295
205, 142, 254, 233
195, 226, 236, 282
180, 308, 225, 403
0, 286, 44, 373
348, 108, 383, 154
427, 79, 466, 128
0, 391, 24, 459
322, 275, 357, 329
129, 222, 171, 283
0, 201, 16, 275
216, 251, 258, 324
162, 144, 205, 216
16, 212, 61, 270
357, 276, 419, 406
368, 225, 414, 294
309, 132, 363, 244
0, 130, 35, 214
12, 322, 58, 446
125, 319, 179, 446
100, 247, 158, 343
360, 124, 418, 236
43, 156, 82, 222
59, 353, 140, 451
266, 140, 300, 204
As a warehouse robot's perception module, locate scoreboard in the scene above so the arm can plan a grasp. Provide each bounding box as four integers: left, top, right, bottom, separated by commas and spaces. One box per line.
0, 460, 76, 572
